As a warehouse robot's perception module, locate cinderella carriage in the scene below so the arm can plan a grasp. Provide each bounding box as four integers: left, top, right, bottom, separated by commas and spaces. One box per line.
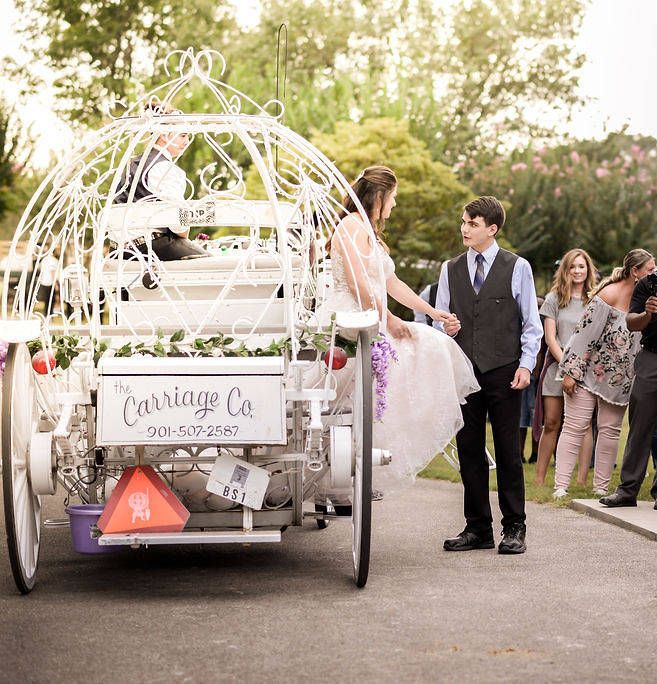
1, 49, 392, 593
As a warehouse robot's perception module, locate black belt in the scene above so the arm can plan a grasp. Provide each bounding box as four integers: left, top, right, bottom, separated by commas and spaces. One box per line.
641, 343, 657, 354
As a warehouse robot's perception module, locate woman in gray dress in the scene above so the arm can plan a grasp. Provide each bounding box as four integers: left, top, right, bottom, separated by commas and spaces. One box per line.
534, 249, 597, 486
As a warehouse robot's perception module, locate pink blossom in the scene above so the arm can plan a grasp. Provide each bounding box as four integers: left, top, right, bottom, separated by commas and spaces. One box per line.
631, 144, 641, 157
554, 187, 562, 198
570, 151, 581, 164
511, 162, 528, 172
595, 167, 610, 178
628, 176, 637, 184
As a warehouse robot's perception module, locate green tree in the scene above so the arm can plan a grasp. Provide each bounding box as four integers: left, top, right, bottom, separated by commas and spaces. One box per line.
247, 0, 586, 164
427, 0, 586, 166
14, 0, 239, 125
15, 0, 587, 166
0, 98, 34, 234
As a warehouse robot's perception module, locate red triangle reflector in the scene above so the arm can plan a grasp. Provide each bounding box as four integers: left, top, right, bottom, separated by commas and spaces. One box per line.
98, 465, 190, 534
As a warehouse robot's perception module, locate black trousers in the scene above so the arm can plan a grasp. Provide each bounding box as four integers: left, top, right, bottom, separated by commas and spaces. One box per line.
615, 350, 657, 499
455, 360, 526, 532
135, 234, 208, 261
119, 233, 208, 261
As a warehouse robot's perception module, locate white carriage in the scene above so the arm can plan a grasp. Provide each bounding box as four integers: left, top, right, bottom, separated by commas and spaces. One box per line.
1, 50, 390, 593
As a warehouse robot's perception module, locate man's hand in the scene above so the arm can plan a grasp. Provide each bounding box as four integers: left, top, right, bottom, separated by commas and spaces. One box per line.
510, 367, 530, 390
442, 313, 461, 337
562, 374, 577, 397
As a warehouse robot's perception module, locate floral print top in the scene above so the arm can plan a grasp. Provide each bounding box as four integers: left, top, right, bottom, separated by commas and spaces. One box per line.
557, 295, 641, 406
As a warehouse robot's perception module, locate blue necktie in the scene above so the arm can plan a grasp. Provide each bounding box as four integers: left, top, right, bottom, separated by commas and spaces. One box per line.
473, 253, 485, 294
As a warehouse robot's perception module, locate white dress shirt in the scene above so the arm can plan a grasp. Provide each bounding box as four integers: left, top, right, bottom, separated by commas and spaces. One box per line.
144, 147, 188, 236
435, 240, 543, 372
413, 283, 439, 323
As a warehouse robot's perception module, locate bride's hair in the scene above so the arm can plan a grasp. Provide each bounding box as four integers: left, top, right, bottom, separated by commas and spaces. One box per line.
328, 165, 397, 253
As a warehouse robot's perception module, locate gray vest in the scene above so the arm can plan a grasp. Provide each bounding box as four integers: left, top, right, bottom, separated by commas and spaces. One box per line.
447, 249, 521, 373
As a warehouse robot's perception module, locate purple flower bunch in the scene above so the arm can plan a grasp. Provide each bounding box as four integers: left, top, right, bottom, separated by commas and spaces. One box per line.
370, 334, 398, 422
0, 339, 8, 377
195, 233, 210, 241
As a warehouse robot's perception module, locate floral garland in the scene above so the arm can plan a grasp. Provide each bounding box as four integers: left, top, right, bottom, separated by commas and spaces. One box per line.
0, 339, 8, 376
370, 334, 398, 422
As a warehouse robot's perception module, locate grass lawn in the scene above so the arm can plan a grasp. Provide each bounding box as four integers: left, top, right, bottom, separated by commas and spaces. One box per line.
419, 414, 657, 506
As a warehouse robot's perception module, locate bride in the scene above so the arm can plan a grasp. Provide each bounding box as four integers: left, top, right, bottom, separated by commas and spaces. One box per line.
324, 165, 480, 480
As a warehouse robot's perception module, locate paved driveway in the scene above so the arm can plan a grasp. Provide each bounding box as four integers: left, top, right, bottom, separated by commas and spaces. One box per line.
0, 478, 655, 683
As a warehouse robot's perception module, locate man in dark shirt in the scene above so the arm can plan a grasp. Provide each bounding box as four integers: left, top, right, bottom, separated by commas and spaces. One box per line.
600, 273, 657, 507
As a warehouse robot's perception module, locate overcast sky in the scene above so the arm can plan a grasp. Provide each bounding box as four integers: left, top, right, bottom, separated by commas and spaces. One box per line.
1, 0, 656, 162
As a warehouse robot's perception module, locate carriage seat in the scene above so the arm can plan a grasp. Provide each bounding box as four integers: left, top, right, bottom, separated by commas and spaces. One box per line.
104, 198, 299, 246
100, 199, 307, 334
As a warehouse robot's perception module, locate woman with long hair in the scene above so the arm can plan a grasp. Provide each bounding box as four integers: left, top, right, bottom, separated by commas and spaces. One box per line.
534, 249, 597, 486
553, 248, 656, 497
324, 165, 479, 479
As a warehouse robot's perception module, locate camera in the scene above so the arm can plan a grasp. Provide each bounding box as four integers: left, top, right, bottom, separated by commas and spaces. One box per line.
646, 272, 657, 297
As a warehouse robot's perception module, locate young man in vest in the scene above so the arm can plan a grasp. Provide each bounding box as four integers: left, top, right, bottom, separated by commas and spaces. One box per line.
435, 196, 542, 554
114, 100, 207, 261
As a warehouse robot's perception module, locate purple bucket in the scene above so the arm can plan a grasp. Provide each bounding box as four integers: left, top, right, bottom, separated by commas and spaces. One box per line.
65, 504, 119, 555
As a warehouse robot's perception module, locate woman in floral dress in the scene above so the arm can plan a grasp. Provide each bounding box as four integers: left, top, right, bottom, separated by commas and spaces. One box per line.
553, 249, 655, 497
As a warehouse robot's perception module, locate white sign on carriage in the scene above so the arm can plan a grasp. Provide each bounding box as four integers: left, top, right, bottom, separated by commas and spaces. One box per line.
97, 356, 286, 445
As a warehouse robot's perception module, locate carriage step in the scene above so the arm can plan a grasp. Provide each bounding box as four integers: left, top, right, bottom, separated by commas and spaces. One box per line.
97, 529, 282, 546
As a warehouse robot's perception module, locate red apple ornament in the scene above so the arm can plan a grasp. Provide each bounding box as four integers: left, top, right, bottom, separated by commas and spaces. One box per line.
323, 346, 348, 370
32, 350, 56, 374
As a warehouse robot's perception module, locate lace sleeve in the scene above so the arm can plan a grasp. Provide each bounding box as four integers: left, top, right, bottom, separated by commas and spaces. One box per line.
558, 297, 611, 381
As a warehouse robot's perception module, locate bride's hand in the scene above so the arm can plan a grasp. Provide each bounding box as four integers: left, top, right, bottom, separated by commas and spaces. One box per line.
387, 314, 414, 340
431, 309, 461, 336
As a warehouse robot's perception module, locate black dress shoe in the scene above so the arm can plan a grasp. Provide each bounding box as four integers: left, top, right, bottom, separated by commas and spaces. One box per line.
599, 492, 637, 507
654, 500, 657, 510
443, 529, 495, 551
498, 523, 527, 554
528, 453, 538, 464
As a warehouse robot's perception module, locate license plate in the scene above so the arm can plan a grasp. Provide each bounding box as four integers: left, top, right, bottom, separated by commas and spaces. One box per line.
206, 454, 270, 509
97, 357, 286, 446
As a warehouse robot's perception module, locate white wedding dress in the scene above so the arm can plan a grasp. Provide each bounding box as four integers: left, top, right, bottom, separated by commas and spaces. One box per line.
324, 239, 480, 479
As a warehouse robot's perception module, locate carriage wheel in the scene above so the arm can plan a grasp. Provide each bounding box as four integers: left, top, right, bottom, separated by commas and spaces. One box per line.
352, 330, 372, 588
2, 343, 42, 594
